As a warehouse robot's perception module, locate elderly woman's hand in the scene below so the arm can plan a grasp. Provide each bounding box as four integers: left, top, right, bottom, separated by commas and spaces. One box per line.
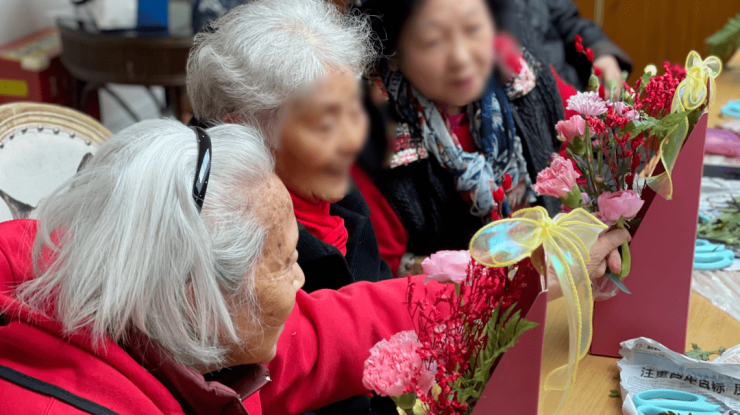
585, 228, 631, 280
594, 55, 623, 99
546, 228, 631, 300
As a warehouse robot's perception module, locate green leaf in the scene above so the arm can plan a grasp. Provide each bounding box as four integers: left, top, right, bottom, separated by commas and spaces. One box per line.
451, 304, 538, 410
705, 13, 740, 62
659, 111, 692, 129
686, 343, 728, 361
697, 197, 740, 246
623, 116, 660, 135
623, 111, 692, 140
609, 390, 620, 398
613, 373, 620, 380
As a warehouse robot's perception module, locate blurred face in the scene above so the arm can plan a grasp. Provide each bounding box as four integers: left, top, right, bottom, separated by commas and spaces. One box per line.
396, 0, 495, 109
274, 69, 368, 204
228, 174, 305, 365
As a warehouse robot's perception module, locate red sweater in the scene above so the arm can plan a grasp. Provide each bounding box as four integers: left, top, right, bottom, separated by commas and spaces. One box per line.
0, 219, 446, 415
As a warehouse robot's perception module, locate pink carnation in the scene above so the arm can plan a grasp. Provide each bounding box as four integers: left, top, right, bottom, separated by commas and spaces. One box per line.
533, 156, 581, 198
363, 331, 437, 397
422, 250, 471, 284
596, 190, 644, 225
555, 115, 587, 142
567, 91, 607, 116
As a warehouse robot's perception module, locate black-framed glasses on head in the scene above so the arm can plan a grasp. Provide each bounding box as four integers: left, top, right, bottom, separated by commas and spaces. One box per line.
191, 126, 212, 213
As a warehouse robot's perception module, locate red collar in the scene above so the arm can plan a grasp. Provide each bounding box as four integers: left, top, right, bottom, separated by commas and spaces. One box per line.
290, 192, 348, 256
126, 330, 269, 415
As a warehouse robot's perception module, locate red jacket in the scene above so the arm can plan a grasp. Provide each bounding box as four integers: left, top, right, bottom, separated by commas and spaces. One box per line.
0, 219, 445, 415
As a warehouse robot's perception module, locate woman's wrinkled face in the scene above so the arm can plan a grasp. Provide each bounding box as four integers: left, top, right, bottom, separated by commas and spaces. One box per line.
396, 0, 495, 109
229, 174, 305, 365
274, 69, 368, 204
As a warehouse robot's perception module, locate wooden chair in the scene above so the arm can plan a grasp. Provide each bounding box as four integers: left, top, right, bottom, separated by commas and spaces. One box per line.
0, 102, 112, 222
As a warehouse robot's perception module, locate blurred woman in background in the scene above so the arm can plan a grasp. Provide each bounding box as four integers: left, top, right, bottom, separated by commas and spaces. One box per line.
187, 0, 392, 294
355, 0, 629, 277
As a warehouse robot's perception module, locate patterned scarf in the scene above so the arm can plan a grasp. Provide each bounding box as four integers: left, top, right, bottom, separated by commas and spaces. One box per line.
379, 63, 536, 218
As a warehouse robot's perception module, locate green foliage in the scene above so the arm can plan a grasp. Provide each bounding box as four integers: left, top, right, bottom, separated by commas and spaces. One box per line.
453, 304, 539, 408
609, 390, 621, 398
623, 111, 693, 139
685, 343, 727, 361
705, 13, 740, 62
697, 197, 740, 246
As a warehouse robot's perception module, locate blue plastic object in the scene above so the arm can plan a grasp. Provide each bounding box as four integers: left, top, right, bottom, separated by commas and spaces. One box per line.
695, 239, 735, 270
634, 389, 721, 415
137, 0, 168, 30
721, 100, 740, 119
698, 210, 713, 225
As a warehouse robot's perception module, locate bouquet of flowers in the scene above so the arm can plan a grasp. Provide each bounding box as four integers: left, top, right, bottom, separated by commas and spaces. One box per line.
363, 206, 608, 414
362, 250, 538, 415
534, 37, 722, 292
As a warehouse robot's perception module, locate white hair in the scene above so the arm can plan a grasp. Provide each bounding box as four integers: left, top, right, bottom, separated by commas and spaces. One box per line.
15, 119, 274, 367
186, 0, 377, 139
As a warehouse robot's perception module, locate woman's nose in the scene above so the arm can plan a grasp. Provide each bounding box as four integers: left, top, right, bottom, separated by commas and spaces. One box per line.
449, 35, 473, 69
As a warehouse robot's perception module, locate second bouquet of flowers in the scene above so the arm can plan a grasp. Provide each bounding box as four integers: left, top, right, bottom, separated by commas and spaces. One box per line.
534, 42, 722, 294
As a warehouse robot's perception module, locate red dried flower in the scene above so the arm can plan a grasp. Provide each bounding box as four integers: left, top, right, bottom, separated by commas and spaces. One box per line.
503, 173, 512, 190
493, 186, 505, 203
586, 49, 594, 62
639, 61, 683, 118
605, 107, 631, 130
594, 66, 602, 77
586, 116, 607, 135
408, 257, 528, 414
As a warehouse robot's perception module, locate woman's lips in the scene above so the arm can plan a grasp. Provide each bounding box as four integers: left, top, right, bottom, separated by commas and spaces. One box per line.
451, 76, 475, 90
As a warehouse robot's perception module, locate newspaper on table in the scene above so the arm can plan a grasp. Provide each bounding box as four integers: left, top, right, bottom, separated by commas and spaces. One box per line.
618, 337, 740, 415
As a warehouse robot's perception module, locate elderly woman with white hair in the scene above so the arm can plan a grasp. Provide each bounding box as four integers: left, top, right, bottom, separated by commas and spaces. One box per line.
0, 120, 445, 415
186, 0, 397, 297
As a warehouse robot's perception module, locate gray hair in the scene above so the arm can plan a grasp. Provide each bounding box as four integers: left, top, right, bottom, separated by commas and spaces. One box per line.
15, 119, 274, 367
186, 0, 377, 139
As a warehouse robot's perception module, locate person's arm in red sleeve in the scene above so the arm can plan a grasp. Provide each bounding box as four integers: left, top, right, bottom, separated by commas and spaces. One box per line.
351, 164, 409, 276
260, 275, 450, 414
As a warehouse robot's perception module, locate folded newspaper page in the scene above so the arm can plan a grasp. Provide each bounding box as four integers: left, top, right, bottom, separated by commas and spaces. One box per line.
618, 337, 740, 415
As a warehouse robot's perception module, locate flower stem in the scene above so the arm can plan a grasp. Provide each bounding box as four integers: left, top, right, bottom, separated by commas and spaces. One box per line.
583, 127, 600, 198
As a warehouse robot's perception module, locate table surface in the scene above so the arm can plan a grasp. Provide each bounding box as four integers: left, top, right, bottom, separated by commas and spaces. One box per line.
539, 291, 740, 414
539, 55, 740, 413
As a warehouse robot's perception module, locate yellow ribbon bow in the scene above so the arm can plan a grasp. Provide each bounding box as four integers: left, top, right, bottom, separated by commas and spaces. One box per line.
469, 207, 607, 415
672, 51, 722, 113
644, 51, 722, 198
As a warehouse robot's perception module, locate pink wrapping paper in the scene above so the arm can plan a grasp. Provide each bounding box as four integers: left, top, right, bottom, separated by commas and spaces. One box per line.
590, 113, 708, 357
472, 265, 547, 415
